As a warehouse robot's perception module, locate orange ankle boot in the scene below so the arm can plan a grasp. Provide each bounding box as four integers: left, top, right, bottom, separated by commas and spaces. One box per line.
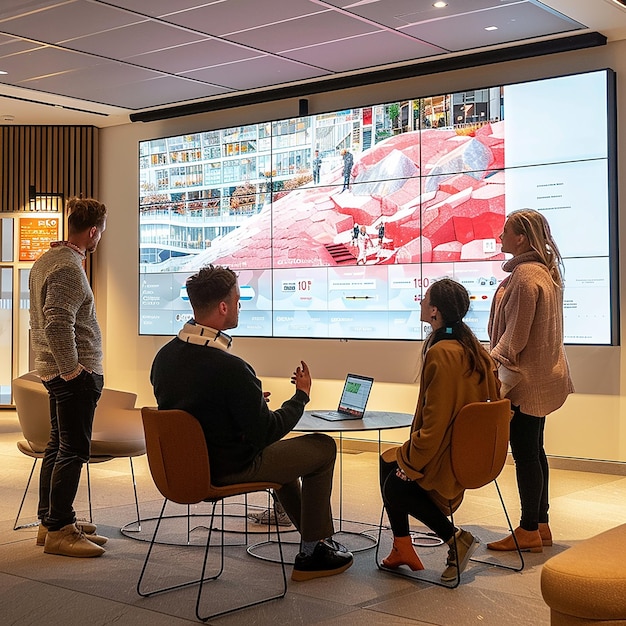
382, 535, 424, 571
539, 523, 553, 547
487, 526, 543, 553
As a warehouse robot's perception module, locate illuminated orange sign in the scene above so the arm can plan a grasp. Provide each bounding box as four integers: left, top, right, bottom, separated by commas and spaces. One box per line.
19, 217, 60, 261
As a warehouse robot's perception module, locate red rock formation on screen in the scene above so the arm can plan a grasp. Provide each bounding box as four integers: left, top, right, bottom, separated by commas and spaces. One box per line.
182, 122, 506, 271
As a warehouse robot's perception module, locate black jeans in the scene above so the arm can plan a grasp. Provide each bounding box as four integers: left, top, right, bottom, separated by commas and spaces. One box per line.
509, 405, 548, 531
380, 457, 455, 542
38, 371, 103, 531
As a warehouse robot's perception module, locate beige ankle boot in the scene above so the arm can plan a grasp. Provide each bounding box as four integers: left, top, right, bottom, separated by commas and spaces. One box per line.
441, 529, 479, 582
538, 523, 553, 546
37, 521, 106, 546
44, 523, 105, 557
487, 526, 542, 553
382, 535, 424, 571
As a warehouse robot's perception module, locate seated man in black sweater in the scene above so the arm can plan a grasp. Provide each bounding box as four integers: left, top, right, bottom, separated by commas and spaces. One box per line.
150, 264, 353, 581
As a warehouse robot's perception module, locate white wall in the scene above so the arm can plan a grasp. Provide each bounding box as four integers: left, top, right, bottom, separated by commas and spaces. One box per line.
97, 39, 626, 461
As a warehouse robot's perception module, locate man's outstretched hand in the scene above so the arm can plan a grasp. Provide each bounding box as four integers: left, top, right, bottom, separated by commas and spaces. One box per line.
291, 360, 312, 396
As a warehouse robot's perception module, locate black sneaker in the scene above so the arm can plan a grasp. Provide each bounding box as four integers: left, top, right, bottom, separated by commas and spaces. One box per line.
291, 539, 354, 581
321, 538, 350, 553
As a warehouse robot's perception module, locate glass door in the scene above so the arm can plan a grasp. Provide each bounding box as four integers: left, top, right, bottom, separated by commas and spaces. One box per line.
0, 212, 63, 407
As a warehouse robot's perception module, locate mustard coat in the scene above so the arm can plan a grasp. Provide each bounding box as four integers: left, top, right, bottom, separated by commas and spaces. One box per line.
382, 340, 500, 512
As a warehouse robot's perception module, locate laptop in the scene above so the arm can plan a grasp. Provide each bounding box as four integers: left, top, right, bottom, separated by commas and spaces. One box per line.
311, 373, 374, 421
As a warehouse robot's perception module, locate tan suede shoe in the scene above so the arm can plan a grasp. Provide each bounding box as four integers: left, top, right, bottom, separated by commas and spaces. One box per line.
43, 523, 105, 557
487, 526, 542, 553
441, 529, 479, 582
539, 523, 553, 547
37, 521, 104, 546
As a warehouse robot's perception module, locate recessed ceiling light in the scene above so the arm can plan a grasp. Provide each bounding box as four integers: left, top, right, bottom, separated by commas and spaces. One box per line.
0, 70, 8, 75
485, 26, 498, 31
433, 1, 448, 7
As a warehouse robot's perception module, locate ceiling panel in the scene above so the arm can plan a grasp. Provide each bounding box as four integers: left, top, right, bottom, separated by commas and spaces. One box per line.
0, 47, 102, 82
0, 0, 68, 21
0, 0, 623, 127
226, 12, 382, 54
20, 62, 163, 94
182, 55, 331, 91
0, 34, 45, 56
86, 75, 232, 109
0, 0, 143, 43
64, 20, 207, 59
402, 3, 582, 51
323, 0, 523, 27
282, 31, 446, 73
152, 0, 329, 36
124, 39, 259, 75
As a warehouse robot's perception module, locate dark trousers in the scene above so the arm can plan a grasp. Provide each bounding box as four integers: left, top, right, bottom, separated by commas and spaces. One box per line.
218, 433, 336, 542
38, 371, 103, 531
509, 405, 548, 531
380, 457, 455, 542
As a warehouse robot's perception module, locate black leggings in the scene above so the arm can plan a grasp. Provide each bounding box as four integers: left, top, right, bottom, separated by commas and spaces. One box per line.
379, 457, 455, 542
509, 406, 549, 531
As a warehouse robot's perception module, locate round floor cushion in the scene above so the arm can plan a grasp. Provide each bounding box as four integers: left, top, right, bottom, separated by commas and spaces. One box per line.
541, 523, 626, 624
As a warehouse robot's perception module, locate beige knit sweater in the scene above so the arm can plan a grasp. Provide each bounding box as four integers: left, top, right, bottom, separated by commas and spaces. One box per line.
488, 251, 573, 416
29, 245, 103, 379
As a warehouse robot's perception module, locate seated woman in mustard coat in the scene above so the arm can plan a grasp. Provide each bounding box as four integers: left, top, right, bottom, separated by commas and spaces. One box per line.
379, 278, 500, 582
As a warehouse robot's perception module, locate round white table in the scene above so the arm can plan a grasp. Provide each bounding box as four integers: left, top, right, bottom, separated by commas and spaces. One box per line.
295, 410, 413, 433
246, 409, 413, 562
294, 410, 413, 544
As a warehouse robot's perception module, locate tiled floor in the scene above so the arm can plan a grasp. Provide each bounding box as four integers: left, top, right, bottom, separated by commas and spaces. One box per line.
1, 409, 625, 625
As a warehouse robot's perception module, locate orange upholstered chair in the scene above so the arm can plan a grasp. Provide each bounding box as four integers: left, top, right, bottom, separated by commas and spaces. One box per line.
137, 407, 288, 621
377, 398, 522, 587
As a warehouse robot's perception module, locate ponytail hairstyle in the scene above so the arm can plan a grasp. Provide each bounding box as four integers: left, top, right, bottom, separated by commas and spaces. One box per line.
425, 278, 489, 383
506, 209, 564, 288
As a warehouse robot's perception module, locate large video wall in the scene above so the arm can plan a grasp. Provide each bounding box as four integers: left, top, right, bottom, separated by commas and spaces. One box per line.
139, 69, 617, 344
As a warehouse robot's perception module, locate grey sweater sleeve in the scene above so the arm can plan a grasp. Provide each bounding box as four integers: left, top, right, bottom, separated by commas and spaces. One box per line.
29, 247, 103, 379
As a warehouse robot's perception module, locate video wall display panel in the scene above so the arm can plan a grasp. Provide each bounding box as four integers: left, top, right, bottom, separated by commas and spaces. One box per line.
139, 69, 617, 344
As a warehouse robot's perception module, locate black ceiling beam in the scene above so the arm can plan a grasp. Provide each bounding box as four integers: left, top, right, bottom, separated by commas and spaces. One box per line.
130, 31, 606, 123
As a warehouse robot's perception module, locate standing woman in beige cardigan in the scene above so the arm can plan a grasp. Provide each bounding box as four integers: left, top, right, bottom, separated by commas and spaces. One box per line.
487, 209, 573, 553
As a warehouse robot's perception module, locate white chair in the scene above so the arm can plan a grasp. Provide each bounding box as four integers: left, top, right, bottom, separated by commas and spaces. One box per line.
12, 372, 146, 530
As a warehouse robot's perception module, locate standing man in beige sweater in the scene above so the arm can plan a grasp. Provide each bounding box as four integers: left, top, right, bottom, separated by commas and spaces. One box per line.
29, 197, 109, 557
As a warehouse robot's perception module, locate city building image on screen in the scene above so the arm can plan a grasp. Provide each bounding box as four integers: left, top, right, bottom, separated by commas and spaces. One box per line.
139, 69, 617, 344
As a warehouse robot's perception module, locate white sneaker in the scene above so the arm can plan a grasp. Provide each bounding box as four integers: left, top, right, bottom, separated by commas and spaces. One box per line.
248, 506, 293, 527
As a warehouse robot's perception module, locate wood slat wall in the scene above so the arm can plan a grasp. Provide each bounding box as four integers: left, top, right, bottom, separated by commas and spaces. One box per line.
0, 126, 98, 211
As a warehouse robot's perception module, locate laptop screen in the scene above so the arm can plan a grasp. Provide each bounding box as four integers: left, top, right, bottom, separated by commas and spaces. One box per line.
337, 374, 374, 417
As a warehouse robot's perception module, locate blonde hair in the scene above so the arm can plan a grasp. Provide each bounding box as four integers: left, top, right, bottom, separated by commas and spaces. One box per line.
506, 209, 564, 287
